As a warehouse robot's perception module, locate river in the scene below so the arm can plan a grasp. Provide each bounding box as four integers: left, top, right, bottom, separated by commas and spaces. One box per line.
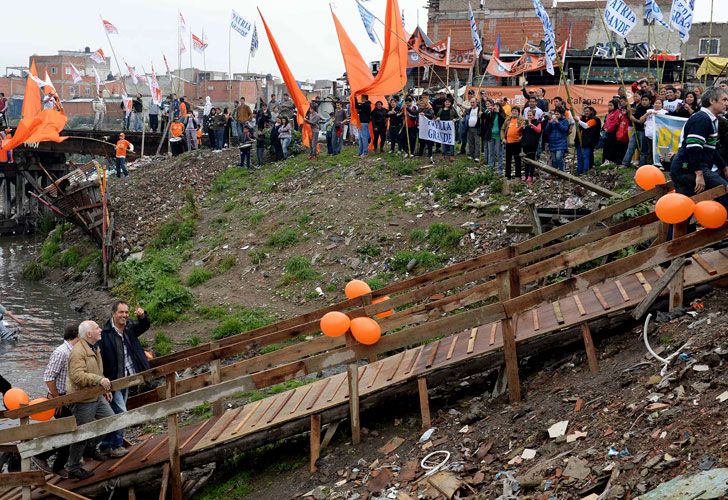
0, 236, 82, 399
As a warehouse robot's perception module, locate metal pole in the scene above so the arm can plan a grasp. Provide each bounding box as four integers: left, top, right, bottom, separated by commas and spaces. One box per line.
228, 23, 233, 110
704, 0, 714, 86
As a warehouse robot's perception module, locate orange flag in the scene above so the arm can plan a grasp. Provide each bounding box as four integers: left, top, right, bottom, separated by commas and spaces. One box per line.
258, 9, 311, 147
2, 60, 66, 151
355, 0, 408, 98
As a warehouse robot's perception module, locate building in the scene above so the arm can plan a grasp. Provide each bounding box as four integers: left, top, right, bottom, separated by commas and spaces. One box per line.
684, 22, 728, 59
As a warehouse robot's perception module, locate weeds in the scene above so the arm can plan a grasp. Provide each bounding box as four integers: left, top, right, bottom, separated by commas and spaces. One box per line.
390, 250, 442, 273
21, 262, 45, 281
266, 228, 299, 249
154, 332, 173, 356
426, 223, 465, 249
212, 308, 277, 339
187, 268, 213, 287
281, 256, 318, 285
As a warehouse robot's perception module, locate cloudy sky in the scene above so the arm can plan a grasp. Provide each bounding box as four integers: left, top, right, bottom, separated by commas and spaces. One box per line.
2, 0, 726, 82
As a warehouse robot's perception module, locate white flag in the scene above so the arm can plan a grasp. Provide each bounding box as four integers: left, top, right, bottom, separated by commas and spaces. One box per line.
230, 9, 255, 50
125, 61, 139, 85
670, 0, 694, 43
468, 3, 482, 57
69, 63, 83, 84
149, 66, 162, 106
645, 0, 671, 30
178, 11, 187, 32
604, 0, 638, 38
90, 48, 105, 64
93, 67, 102, 94
532, 0, 556, 75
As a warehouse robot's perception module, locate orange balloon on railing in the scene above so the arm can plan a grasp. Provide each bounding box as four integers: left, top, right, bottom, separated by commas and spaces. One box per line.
345, 279, 372, 299
635, 165, 666, 190
3, 387, 29, 411
350, 317, 382, 345
29, 398, 55, 421
320, 311, 351, 337
694, 200, 728, 229
655, 193, 695, 224
372, 296, 394, 319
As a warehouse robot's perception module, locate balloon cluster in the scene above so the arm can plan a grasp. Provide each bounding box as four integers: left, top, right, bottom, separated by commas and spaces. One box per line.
635, 165, 727, 228
319, 280, 393, 345
3, 387, 54, 421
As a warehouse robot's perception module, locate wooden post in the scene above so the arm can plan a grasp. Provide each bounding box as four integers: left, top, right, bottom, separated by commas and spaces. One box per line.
417, 377, 431, 429
580, 323, 599, 374
159, 463, 170, 500
128, 487, 137, 500
346, 363, 360, 445
309, 414, 321, 473
209, 342, 223, 417
669, 264, 685, 311
20, 415, 30, 500
498, 255, 522, 403
165, 373, 183, 500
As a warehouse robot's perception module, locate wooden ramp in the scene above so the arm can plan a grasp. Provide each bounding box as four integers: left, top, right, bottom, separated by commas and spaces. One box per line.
5, 248, 728, 499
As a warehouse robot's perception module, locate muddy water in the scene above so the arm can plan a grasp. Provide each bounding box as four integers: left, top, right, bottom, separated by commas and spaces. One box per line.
0, 236, 82, 398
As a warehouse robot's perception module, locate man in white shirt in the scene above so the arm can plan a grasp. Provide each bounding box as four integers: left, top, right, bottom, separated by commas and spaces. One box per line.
524, 96, 544, 121
663, 86, 683, 114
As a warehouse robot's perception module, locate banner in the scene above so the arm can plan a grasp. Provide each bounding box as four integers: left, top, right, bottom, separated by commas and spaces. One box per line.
418, 115, 456, 145
192, 33, 207, 53
652, 113, 687, 165
486, 44, 565, 78
670, 0, 695, 42
468, 84, 622, 116
468, 2, 482, 57
604, 0, 638, 37
532, 0, 556, 75
645, 0, 671, 30
407, 27, 475, 69
90, 48, 105, 64
69, 64, 83, 84
231, 10, 255, 43
149, 66, 162, 106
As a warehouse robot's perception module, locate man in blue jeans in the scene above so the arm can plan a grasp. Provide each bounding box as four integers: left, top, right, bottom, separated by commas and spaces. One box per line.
355, 95, 372, 157
98, 301, 151, 457
623, 94, 651, 166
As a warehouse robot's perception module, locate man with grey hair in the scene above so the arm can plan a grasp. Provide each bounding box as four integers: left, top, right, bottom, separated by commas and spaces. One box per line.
64, 320, 114, 480
670, 87, 728, 203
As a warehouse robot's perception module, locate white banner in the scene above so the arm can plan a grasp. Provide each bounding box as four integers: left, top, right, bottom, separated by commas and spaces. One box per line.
604, 0, 637, 37
418, 116, 456, 145
468, 2, 482, 57
231, 9, 254, 48
670, 0, 695, 42
651, 113, 687, 165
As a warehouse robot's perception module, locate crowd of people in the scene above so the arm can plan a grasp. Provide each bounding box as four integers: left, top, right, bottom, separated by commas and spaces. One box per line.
0, 301, 151, 480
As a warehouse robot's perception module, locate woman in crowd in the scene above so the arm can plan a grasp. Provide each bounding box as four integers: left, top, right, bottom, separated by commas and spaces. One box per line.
483, 101, 506, 175
279, 117, 292, 159
437, 98, 459, 162
642, 97, 667, 167
575, 106, 601, 176
520, 108, 542, 183
372, 101, 389, 153
270, 117, 283, 161
501, 106, 524, 180
222, 107, 232, 148
671, 91, 698, 118
545, 109, 570, 171
602, 100, 626, 165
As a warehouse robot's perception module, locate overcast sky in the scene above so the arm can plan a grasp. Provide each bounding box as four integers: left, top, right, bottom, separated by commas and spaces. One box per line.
2, 0, 726, 82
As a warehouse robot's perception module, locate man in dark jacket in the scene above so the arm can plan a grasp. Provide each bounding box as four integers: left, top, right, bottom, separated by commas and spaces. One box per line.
98, 301, 150, 457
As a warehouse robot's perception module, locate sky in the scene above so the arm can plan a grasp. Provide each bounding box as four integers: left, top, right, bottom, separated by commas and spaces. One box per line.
1, 0, 726, 82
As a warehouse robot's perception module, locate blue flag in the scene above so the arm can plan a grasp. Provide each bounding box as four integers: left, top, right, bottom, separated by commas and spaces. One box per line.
670, 0, 695, 43
645, 0, 671, 30
532, 0, 556, 75
250, 25, 259, 56
356, 0, 377, 44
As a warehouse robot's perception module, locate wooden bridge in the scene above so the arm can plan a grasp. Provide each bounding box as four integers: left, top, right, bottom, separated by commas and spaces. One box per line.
2, 183, 728, 500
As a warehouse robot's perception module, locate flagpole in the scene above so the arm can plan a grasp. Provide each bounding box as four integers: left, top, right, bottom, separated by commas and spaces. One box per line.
446, 34, 451, 92
99, 14, 127, 96
703, 0, 714, 86
203, 28, 207, 77
228, 21, 233, 111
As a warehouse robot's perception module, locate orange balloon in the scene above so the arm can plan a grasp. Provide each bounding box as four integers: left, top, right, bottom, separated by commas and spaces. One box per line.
3, 387, 29, 411
372, 296, 393, 319
634, 165, 667, 190
655, 193, 695, 224
345, 279, 372, 300
350, 317, 382, 345
320, 311, 351, 337
694, 201, 728, 229
29, 398, 55, 422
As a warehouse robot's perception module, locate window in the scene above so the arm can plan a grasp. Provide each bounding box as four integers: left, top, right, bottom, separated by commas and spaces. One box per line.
50, 67, 57, 75
699, 38, 720, 56
65, 67, 71, 75
85, 87, 91, 96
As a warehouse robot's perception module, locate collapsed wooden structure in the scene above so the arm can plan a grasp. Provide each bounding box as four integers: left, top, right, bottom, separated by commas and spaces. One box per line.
2, 183, 728, 500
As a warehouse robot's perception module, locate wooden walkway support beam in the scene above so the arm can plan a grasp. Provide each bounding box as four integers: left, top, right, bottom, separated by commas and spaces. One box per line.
347, 364, 360, 445
309, 414, 321, 473
165, 373, 183, 500
417, 377, 431, 429
580, 323, 599, 374
632, 258, 687, 319
522, 158, 618, 198
209, 342, 223, 417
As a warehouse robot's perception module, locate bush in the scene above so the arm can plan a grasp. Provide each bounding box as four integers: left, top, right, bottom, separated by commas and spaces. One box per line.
427, 223, 465, 249
266, 228, 298, 249
58, 247, 81, 268
281, 256, 318, 284
409, 228, 426, 243
390, 251, 442, 273
150, 218, 196, 249
212, 308, 277, 339
187, 268, 213, 287
218, 255, 237, 273
188, 335, 202, 347
447, 171, 491, 195
21, 262, 45, 281
145, 276, 193, 324
249, 249, 267, 265
366, 272, 393, 291
40, 239, 61, 267
356, 244, 381, 257
154, 332, 173, 356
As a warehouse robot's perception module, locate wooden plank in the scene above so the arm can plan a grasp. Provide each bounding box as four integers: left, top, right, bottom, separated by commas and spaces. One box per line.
347, 364, 360, 445
467, 328, 477, 354
140, 437, 168, 463
266, 391, 296, 424
669, 265, 685, 311
108, 437, 144, 472
129, 487, 136, 500
386, 352, 407, 381
573, 295, 586, 316
180, 421, 209, 450
250, 398, 277, 428
523, 157, 618, 197
532, 310, 540, 331
306, 379, 332, 410
693, 253, 718, 276
425, 340, 441, 368
445, 336, 458, 360
41, 483, 89, 500
328, 375, 348, 403
367, 361, 386, 389
615, 280, 630, 302
232, 401, 263, 435
592, 286, 610, 310
290, 384, 315, 414
635, 272, 652, 293
654, 265, 665, 277
490, 323, 498, 344
158, 463, 170, 500
320, 420, 340, 450
0, 472, 45, 487
309, 414, 321, 473
209, 342, 223, 417
552, 301, 564, 324
417, 377, 431, 429
166, 373, 183, 500
632, 258, 687, 319
501, 318, 521, 403
581, 323, 599, 374
406, 346, 425, 375
210, 407, 245, 442
0, 417, 76, 443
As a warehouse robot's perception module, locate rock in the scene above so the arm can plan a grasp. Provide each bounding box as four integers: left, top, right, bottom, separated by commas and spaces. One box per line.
563, 457, 591, 480
406, 258, 417, 272
547, 420, 569, 438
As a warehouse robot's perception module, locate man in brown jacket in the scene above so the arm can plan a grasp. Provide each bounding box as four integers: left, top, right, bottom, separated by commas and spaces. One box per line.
235, 96, 253, 139
64, 320, 114, 480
